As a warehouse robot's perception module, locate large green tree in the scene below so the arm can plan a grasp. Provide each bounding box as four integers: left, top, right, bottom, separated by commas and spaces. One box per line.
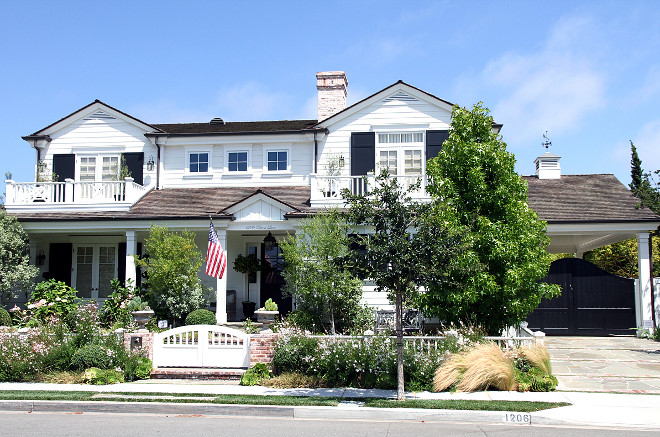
136, 226, 208, 322
423, 103, 560, 334
342, 172, 465, 400
0, 208, 39, 305
279, 211, 365, 335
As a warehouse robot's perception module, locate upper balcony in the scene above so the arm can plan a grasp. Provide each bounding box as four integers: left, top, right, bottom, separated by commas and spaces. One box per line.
3, 178, 152, 212
309, 173, 430, 208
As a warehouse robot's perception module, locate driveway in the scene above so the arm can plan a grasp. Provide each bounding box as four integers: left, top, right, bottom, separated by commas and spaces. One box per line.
545, 336, 660, 393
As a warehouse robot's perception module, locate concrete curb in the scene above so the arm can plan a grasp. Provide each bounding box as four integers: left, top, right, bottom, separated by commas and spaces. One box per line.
0, 399, 595, 426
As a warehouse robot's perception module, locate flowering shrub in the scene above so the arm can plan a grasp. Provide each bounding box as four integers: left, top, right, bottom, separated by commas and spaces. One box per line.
272, 328, 467, 391
28, 279, 78, 323
101, 279, 135, 329
0, 327, 64, 381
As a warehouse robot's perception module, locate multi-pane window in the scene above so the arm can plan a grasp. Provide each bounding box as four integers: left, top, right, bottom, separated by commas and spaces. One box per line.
79, 157, 96, 181
267, 151, 287, 171
228, 152, 248, 172
376, 131, 424, 175
189, 152, 209, 172
98, 247, 116, 298
378, 132, 423, 144
378, 151, 397, 172
76, 247, 94, 298
404, 150, 422, 175
101, 156, 119, 181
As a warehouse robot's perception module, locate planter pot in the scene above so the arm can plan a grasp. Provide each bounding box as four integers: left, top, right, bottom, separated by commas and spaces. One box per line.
131, 309, 155, 331
254, 310, 279, 328
242, 301, 256, 319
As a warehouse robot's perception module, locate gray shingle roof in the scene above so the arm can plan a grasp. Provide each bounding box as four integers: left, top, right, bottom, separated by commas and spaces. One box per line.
151, 120, 319, 135
523, 174, 659, 223
11, 175, 660, 225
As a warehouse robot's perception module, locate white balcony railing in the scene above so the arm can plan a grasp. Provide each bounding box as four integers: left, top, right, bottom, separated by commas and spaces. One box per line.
4, 178, 152, 211
310, 173, 429, 207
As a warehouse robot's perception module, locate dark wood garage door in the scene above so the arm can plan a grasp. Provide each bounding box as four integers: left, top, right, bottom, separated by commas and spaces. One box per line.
526, 258, 636, 336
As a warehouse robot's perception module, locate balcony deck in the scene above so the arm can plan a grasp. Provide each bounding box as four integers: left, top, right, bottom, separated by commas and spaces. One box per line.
3, 178, 152, 212
309, 173, 430, 207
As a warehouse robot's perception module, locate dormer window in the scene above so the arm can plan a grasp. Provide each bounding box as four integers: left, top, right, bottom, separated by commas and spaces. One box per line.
189, 152, 209, 173
228, 151, 248, 172
267, 150, 288, 171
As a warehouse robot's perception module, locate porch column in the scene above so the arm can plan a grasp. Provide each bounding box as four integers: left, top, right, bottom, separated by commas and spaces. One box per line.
215, 228, 228, 324
125, 230, 138, 287
637, 232, 653, 332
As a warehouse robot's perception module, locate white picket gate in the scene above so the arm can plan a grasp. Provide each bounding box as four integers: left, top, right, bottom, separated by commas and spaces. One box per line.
153, 325, 250, 368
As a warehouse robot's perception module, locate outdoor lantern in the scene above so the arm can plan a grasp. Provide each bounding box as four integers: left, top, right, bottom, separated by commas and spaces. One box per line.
263, 232, 276, 251
339, 155, 345, 167
146, 156, 155, 171
36, 250, 46, 266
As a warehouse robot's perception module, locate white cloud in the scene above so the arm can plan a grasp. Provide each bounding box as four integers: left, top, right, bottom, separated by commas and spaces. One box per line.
455, 13, 607, 149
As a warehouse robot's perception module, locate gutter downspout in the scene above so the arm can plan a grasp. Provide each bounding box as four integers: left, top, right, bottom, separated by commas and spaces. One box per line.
32, 140, 41, 179
313, 132, 318, 174
154, 137, 161, 190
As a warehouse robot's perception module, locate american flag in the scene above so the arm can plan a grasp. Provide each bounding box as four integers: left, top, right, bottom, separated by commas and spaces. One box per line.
206, 221, 226, 279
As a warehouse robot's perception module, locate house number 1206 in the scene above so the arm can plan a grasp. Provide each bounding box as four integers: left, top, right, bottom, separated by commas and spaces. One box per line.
502, 412, 531, 424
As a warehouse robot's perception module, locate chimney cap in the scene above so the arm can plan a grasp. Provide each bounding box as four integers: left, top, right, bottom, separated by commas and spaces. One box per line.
210, 117, 225, 125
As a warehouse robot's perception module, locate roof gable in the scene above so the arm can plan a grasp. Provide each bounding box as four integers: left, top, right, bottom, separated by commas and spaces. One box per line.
223, 191, 296, 221
315, 81, 456, 128
28, 100, 161, 137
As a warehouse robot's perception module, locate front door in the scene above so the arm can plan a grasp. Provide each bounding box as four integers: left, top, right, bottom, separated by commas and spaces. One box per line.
260, 243, 292, 315
72, 244, 117, 300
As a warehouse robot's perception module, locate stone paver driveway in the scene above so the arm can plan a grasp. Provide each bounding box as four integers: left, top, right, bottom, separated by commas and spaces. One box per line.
545, 336, 660, 393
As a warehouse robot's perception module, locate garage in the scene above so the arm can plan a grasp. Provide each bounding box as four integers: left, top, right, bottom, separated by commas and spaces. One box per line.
526, 258, 636, 336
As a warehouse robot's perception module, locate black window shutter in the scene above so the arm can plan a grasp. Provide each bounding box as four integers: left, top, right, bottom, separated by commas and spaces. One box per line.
52, 154, 75, 182
48, 243, 73, 286
118, 242, 126, 286
426, 130, 449, 161
121, 152, 144, 185
118, 242, 143, 287
350, 132, 375, 176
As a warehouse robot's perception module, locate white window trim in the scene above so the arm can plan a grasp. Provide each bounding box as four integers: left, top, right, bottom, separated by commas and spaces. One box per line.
263, 147, 292, 175
375, 131, 425, 176
76, 153, 121, 182
185, 147, 213, 176
225, 149, 251, 174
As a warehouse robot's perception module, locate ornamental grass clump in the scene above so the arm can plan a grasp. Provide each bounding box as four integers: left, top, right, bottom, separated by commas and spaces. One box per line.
433, 343, 516, 392
433, 342, 558, 393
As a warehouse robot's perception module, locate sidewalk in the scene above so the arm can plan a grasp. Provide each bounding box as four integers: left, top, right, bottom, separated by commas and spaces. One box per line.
1, 380, 659, 429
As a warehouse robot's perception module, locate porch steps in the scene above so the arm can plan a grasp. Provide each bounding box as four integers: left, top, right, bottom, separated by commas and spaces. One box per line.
151, 367, 247, 381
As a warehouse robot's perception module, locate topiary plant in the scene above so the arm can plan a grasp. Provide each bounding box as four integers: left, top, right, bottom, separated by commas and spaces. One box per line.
185, 308, 217, 326
0, 308, 11, 326
71, 344, 112, 370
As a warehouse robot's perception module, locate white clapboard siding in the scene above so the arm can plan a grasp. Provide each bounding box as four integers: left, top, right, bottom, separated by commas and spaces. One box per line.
318, 91, 452, 176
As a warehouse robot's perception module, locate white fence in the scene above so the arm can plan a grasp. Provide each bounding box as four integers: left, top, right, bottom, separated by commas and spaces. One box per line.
153, 325, 250, 368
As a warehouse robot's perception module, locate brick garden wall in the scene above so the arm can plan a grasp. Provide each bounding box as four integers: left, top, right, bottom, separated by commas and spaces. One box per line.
249, 333, 278, 367
123, 331, 154, 361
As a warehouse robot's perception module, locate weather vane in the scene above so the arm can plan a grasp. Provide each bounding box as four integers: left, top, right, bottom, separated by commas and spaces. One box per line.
541, 131, 552, 149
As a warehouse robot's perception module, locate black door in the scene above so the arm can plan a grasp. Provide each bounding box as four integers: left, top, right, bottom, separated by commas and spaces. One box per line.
260, 243, 292, 315
527, 258, 636, 336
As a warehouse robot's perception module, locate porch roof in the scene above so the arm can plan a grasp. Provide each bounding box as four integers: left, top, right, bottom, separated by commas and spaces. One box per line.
523, 174, 659, 223
11, 186, 313, 221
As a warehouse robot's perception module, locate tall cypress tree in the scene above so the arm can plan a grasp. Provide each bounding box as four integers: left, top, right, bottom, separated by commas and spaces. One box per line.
629, 141, 644, 195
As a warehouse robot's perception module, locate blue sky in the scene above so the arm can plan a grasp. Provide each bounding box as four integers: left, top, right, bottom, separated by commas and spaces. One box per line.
2, 1, 659, 196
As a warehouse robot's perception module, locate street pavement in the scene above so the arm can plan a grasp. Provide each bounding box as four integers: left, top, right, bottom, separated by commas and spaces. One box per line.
1, 336, 659, 429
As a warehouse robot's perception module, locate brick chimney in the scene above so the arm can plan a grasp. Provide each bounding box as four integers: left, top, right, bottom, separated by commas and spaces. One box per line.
534, 152, 561, 179
316, 71, 348, 121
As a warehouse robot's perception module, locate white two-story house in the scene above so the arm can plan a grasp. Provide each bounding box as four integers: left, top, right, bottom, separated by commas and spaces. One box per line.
5, 71, 659, 334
